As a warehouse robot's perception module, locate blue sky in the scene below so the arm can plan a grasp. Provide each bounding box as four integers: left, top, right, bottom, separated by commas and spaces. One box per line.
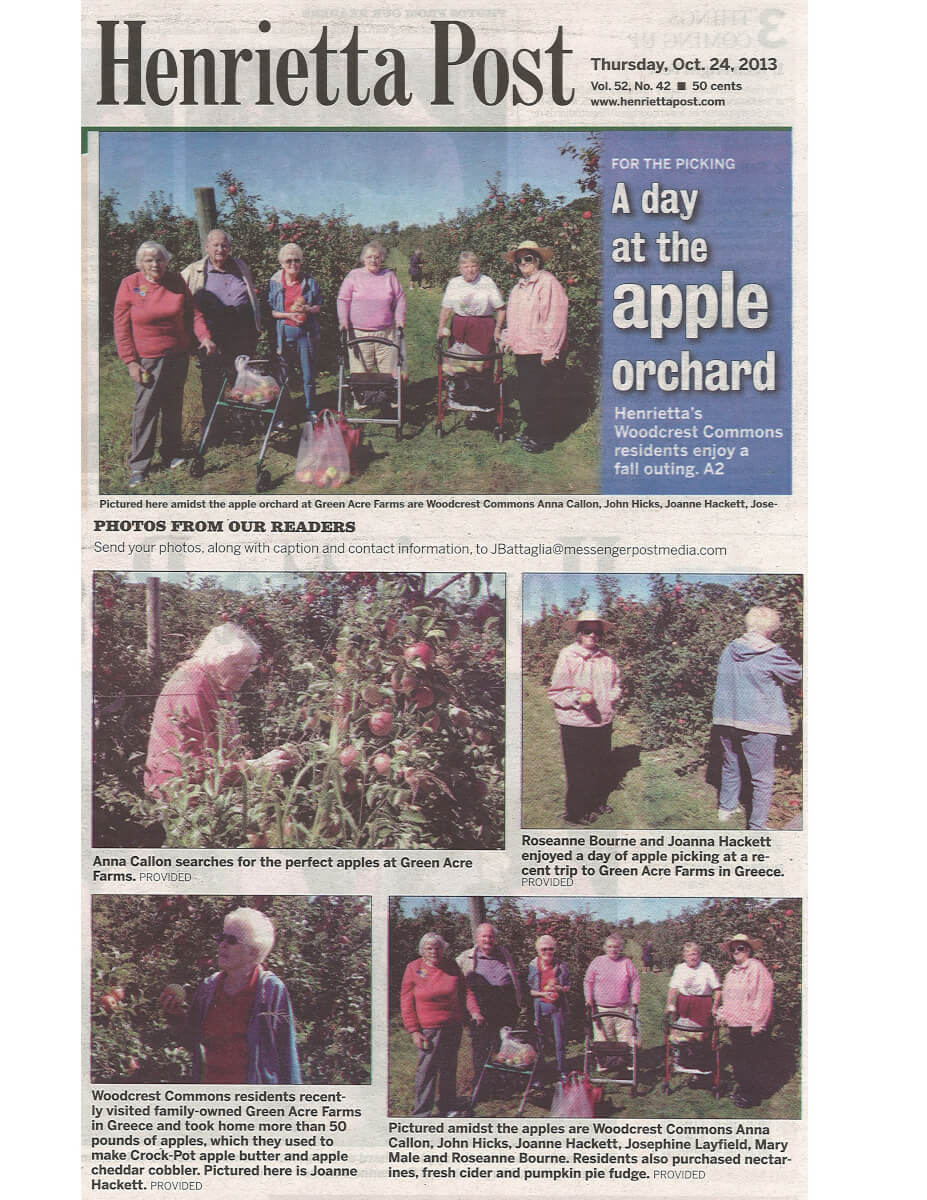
521, 573, 749, 622
399, 896, 728, 925
99, 130, 587, 227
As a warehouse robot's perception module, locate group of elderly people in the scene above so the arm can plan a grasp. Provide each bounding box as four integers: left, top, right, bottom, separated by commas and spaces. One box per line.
399, 923, 775, 1116
113, 232, 568, 484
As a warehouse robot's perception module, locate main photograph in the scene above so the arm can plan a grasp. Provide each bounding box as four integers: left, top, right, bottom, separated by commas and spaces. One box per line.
91, 570, 505, 850
96, 129, 602, 495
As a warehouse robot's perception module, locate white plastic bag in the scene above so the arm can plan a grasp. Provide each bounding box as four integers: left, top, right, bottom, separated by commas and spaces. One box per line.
550, 1072, 594, 1118
493, 1027, 537, 1068
229, 355, 280, 406
294, 411, 350, 488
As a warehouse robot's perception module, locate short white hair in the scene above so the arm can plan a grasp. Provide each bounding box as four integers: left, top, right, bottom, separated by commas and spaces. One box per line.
225, 907, 275, 962
278, 242, 303, 266
193, 623, 261, 671
206, 228, 231, 246
135, 241, 170, 268
458, 249, 481, 267
419, 931, 448, 956
744, 606, 781, 637
535, 935, 557, 952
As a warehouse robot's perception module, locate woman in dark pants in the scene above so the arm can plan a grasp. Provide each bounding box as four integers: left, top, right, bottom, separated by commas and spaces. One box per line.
717, 933, 774, 1108
500, 240, 568, 453
548, 611, 622, 825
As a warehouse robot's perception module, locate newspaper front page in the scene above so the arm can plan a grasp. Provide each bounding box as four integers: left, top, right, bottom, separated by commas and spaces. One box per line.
82, 3, 807, 1197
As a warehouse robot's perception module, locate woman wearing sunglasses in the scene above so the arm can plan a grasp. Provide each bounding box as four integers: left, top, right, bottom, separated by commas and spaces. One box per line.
716, 933, 773, 1108
159, 906, 301, 1083
268, 242, 323, 420
499, 239, 569, 453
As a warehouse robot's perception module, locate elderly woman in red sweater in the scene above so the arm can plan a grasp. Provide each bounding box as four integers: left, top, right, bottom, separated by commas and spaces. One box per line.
400, 931, 483, 1117
113, 241, 214, 487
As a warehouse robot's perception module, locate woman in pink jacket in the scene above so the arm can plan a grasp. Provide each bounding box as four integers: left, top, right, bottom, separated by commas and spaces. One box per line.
500, 240, 568, 454
717, 933, 774, 1109
548, 610, 622, 825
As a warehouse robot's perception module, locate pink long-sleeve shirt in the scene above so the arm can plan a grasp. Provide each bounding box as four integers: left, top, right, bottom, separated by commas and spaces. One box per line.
336, 267, 406, 330
583, 955, 641, 1009
501, 269, 568, 358
548, 642, 622, 728
718, 957, 774, 1032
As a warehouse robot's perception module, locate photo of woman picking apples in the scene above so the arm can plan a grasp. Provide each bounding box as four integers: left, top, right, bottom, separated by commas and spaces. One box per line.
547, 610, 623, 825
93, 571, 505, 850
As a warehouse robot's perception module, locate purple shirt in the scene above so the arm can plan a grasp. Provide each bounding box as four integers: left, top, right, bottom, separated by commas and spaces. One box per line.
337, 267, 406, 330
203, 263, 250, 309
473, 950, 513, 989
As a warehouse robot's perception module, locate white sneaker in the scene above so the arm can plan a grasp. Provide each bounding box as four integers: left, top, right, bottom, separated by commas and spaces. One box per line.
717, 807, 743, 822
168, 457, 185, 469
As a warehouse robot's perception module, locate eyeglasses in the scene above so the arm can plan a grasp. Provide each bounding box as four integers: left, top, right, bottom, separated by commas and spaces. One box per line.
731, 944, 750, 953
217, 933, 240, 945
516, 254, 538, 264
283, 257, 301, 263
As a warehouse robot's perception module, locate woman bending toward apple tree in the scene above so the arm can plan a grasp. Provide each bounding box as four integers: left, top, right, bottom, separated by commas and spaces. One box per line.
144, 622, 298, 796
548, 611, 622, 826
159, 907, 301, 1084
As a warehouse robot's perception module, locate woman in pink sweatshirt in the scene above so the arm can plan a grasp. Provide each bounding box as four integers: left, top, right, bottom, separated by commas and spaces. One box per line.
548, 610, 622, 825
337, 243, 406, 409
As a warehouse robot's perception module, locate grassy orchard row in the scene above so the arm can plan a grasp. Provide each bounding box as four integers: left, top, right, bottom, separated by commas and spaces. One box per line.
523, 574, 803, 774
93, 573, 505, 850
92, 895, 371, 1085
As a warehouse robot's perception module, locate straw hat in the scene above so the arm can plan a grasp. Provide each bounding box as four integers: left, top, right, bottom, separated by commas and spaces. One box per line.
568, 609, 612, 633
504, 239, 554, 264
720, 933, 763, 954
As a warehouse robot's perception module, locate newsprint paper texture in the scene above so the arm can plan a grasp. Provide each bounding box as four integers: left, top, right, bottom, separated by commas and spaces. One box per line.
81, 3, 807, 1199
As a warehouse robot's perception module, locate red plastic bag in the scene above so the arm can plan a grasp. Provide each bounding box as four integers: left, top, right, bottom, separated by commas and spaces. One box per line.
294, 411, 350, 487
336, 412, 364, 474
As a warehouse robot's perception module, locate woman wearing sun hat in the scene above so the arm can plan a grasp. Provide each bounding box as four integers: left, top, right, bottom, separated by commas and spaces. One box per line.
716, 933, 774, 1108
499, 240, 568, 453
547, 610, 622, 825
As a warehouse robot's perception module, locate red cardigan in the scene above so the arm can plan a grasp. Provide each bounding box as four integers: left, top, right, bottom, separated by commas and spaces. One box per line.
113, 270, 209, 362
400, 958, 481, 1032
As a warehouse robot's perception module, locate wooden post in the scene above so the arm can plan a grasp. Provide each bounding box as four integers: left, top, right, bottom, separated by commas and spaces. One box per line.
146, 577, 161, 675
194, 188, 218, 252
468, 897, 487, 937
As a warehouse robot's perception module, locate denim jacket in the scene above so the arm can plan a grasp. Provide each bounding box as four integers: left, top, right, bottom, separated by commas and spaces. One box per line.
267, 271, 322, 354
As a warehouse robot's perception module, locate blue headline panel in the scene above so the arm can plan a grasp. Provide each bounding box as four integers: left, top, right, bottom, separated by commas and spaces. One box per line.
600, 130, 792, 495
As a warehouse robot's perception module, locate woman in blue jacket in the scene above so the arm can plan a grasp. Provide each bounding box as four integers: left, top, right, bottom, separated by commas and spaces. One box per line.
526, 934, 571, 1079
267, 243, 322, 419
712, 606, 802, 830
160, 906, 301, 1084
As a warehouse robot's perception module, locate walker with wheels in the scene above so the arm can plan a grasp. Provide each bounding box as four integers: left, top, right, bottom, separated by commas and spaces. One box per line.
434, 336, 505, 443
336, 329, 404, 440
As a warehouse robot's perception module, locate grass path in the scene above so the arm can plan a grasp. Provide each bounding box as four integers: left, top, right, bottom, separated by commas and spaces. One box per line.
521, 677, 803, 830
98, 250, 600, 495
387, 939, 799, 1119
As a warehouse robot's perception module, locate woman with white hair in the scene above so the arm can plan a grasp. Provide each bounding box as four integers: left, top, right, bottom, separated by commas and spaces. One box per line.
113, 241, 214, 486
526, 934, 571, 1078
267, 242, 322, 419
159, 906, 301, 1084
712, 606, 803, 829
548, 610, 623, 825
400, 931, 483, 1116
144, 622, 298, 795
336, 242, 406, 408
436, 250, 506, 425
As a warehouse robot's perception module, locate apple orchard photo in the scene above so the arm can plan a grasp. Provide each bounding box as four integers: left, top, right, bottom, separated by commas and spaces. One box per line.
92, 571, 505, 850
